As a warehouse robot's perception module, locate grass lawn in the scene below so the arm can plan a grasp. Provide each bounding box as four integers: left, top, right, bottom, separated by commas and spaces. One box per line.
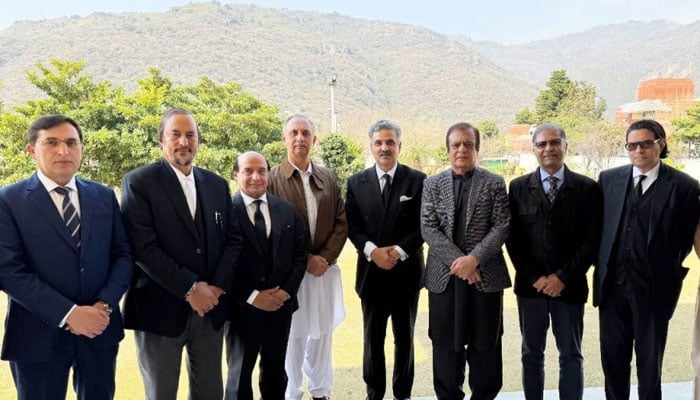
0, 243, 698, 399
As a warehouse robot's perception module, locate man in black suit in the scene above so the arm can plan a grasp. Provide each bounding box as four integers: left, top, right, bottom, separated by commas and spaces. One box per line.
595, 119, 700, 400
121, 108, 242, 399
346, 120, 426, 400
225, 151, 308, 400
0, 115, 133, 400
506, 123, 602, 400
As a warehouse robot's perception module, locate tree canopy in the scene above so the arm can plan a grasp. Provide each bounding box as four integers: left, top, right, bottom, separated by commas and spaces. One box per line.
0, 59, 282, 187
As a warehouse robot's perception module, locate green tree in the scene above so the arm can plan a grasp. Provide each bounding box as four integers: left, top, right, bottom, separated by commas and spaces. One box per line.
0, 59, 282, 186
515, 107, 535, 124
318, 133, 364, 193
476, 119, 500, 138
672, 102, 700, 158
534, 70, 575, 122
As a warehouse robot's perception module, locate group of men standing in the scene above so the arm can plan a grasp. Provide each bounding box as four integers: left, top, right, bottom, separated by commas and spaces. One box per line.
0, 107, 697, 400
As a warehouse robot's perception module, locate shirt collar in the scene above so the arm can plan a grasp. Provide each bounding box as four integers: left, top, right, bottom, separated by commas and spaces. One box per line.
632, 162, 660, 180
36, 170, 77, 192
168, 162, 195, 183
240, 191, 268, 206
375, 163, 398, 181
539, 165, 565, 183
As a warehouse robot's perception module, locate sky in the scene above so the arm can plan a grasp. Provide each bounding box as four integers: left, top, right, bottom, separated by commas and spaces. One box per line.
1, 0, 700, 44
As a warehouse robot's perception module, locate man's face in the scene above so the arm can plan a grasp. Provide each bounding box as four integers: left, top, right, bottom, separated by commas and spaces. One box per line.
371, 128, 401, 172
27, 122, 83, 186
282, 117, 316, 161
626, 128, 663, 173
235, 153, 268, 199
160, 113, 199, 174
447, 128, 478, 173
533, 129, 566, 173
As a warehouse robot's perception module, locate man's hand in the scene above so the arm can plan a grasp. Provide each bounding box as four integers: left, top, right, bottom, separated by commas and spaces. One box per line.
532, 274, 565, 297
307, 255, 330, 277
370, 246, 400, 270
449, 255, 481, 284
210, 285, 226, 299
65, 305, 110, 338
542, 274, 565, 297
532, 276, 549, 292
186, 282, 219, 317
252, 287, 286, 312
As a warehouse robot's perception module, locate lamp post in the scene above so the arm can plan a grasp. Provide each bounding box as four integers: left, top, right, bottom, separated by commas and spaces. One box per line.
329, 74, 337, 134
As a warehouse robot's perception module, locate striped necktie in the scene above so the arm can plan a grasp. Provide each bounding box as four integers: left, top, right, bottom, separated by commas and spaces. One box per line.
54, 187, 81, 247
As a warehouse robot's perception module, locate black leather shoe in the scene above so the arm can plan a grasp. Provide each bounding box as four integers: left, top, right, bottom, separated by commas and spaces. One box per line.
312, 397, 328, 400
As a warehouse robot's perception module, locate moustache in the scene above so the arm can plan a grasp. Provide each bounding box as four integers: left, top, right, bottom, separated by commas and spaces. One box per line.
380, 151, 392, 157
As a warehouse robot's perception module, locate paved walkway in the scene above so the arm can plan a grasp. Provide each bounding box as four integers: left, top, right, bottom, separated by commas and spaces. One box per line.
414, 380, 692, 399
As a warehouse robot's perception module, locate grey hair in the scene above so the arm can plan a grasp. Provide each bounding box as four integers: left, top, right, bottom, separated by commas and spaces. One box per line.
283, 114, 316, 134
367, 119, 402, 140
532, 123, 566, 143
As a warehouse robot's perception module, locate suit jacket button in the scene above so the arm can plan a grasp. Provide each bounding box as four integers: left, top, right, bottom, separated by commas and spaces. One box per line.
196, 248, 202, 254
261, 277, 267, 282
79, 267, 86, 273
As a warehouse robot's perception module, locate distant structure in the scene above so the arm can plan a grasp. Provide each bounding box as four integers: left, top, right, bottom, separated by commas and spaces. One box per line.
615, 78, 698, 131
508, 123, 534, 154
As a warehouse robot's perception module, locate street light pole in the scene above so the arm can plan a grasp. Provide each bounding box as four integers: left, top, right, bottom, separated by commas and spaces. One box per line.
329, 74, 337, 134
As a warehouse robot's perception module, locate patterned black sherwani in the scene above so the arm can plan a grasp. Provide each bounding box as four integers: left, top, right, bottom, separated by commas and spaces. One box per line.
421, 166, 511, 400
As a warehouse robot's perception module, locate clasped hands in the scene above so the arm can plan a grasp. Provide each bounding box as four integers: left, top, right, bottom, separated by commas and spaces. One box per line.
532, 274, 565, 297
252, 287, 291, 312
370, 246, 401, 270
64, 301, 111, 338
186, 281, 225, 317
449, 255, 481, 284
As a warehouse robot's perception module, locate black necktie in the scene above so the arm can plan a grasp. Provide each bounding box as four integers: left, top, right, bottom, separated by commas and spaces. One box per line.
381, 174, 391, 205
253, 200, 267, 244
635, 174, 647, 202
546, 176, 559, 203
54, 186, 81, 247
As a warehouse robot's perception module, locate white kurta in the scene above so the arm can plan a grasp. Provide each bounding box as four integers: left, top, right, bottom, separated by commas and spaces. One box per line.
289, 264, 345, 339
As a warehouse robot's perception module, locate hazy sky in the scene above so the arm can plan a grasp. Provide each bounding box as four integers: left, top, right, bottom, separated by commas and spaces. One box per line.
2, 0, 700, 44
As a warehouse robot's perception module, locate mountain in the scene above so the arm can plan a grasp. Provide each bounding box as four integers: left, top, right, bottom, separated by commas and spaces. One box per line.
464, 20, 700, 115
0, 2, 537, 134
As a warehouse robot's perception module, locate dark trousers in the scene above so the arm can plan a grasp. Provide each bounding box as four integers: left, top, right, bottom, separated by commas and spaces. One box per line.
135, 311, 224, 400
361, 290, 419, 400
10, 343, 118, 400
517, 296, 584, 400
428, 279, 503, 400
599, 282, 669, 400
226, 306, 293, 400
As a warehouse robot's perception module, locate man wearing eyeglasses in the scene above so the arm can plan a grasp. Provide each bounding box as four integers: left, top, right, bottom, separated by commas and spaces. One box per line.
595, 119, 700, 400
0, 115, 133, 399
506, 123, 602, 400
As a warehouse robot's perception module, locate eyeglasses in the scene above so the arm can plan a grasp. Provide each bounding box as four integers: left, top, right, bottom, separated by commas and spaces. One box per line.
624, 139, 660, 151
534, 139, 564, 149
40, 138, 81, 148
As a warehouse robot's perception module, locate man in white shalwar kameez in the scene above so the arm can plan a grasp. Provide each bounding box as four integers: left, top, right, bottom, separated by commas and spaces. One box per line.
268, 114, 347, 400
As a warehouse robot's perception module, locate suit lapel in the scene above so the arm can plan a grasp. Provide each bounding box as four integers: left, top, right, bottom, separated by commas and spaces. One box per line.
648, 164, 674, 244
527, 168, 550, 207
25, 174, 79, 252
269, 197, 283, 262
233, 194, 263, 255
75, 179, 93, 251
159, 161, 199, 238
465, 168, 483, 227
437, 171, 456, 235
607, 166, 632, 236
